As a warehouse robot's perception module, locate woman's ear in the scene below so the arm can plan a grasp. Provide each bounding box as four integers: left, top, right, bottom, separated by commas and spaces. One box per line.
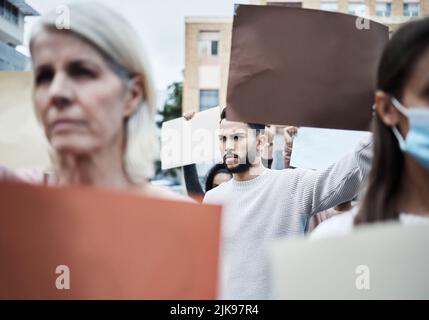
374, 90, 402, 127
123, 75, 145, 118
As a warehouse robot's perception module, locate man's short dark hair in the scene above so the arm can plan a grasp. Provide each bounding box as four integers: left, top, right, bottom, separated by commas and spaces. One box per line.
220, 107, 265, 134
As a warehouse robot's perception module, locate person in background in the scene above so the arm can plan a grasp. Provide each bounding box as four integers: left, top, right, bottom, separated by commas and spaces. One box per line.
307, 201, 352, 232
183, 162, 232, 199
205, 164, 232, 191
311, 17, 429, 239
278, 125, 356, 232
183, 116, 299, 199
182, 111, 233, 200
203, 107, 372, 299
283, 126, 298, 169
0, 2, 184, 200
265, 125, 282, 169
262, 125, 275, 169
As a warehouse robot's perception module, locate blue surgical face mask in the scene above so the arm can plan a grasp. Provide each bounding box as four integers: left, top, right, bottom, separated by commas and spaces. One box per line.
391, 97, 429, 170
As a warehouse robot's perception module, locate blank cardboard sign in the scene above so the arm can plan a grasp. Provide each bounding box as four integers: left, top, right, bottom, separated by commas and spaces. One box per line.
270, 222, 429, 299
0, 182, 221, 299
161, 107, 222, 170
290, 127, 371, 170
227, 5, 389, 130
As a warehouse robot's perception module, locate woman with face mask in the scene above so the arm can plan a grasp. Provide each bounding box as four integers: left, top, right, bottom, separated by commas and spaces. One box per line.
311, 17, 429, 238
0, 2, 186, 200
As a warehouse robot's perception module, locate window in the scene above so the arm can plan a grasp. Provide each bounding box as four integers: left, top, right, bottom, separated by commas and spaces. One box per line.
199, 40, 218, 56
348, 2, 367, 16
0, 0, 5, 16
11, 5, 18, 24
198, 40, 219, 57
4, 0, 11, 20
375, 2, 391, 17
403, 3, 420, 17
320, 1, 338, 12
2, 1, 19, 25
198, 32, 219, 57
211, 40, 218, 56
199, 90, 219, 111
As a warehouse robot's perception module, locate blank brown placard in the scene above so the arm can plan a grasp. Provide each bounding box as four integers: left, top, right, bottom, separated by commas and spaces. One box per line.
0, 182, 221, 299
227, 5, 389, 130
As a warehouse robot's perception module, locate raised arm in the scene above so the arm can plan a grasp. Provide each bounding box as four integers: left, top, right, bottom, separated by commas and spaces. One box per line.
183, 163, 204, 197
296, 135, 373, 216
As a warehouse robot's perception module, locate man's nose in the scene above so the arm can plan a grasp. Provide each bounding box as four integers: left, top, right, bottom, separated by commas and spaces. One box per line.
225, 137, 235, 151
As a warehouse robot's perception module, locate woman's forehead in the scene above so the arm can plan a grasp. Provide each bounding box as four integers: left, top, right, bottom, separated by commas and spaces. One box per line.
31, 29, 105, 67
407, 48, 429, 96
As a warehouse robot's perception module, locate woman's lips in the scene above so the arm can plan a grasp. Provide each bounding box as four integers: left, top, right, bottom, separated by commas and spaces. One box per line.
50, 119, 86, 133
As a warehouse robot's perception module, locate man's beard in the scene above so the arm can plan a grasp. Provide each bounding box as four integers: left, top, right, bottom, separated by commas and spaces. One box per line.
223, 154, 253, 174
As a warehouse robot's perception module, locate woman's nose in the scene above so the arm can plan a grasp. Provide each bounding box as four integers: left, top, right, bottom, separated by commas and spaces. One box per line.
48, 72, 73, 109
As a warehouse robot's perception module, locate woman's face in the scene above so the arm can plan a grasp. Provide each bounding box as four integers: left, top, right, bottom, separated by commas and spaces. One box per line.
378, 48, 429, 133
212, 172, 232, 188
31, 28, 139, 156
401, 48, 429, 112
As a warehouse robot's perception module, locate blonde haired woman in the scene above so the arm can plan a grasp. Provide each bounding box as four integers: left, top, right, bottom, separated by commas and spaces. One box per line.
0, 2, 183, 199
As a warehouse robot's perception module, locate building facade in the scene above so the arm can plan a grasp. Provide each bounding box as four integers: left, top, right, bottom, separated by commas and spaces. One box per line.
0, 0, 39, 70
183, 0, 428, 114
183, 17, 233, 115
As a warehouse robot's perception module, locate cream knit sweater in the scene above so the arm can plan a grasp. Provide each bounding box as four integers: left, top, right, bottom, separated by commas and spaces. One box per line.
204, 137, 373, 299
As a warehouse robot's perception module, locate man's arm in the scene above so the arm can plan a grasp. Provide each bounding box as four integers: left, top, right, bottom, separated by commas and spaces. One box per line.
295, 135, 373, 216
181, 111, 205, 198
183, 163, 205, 197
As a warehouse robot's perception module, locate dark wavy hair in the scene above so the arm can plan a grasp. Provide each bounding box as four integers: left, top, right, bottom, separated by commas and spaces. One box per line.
220, 107, 265, 134
205, 163, 232, 192
355, 18, 429, 224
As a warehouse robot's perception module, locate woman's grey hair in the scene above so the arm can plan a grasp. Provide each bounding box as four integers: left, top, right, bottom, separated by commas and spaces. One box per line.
30, 1, 158, 182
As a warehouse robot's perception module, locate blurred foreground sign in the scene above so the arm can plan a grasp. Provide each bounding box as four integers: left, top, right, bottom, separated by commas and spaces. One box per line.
0, 182, 221, 299
270, 222, 429, 299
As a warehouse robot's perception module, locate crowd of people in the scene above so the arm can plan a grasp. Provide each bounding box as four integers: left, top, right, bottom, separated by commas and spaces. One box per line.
0, 1, 428, 300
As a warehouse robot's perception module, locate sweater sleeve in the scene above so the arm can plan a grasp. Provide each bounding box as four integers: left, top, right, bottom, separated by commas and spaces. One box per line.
183, 164, 205, 196
295, 135, 373, 217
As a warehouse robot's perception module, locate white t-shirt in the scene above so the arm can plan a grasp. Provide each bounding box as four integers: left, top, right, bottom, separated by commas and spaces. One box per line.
310, 207, 429, 240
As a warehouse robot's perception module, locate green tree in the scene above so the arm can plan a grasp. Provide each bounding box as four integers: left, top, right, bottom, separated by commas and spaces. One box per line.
154, 81, 183, 180
156, 82, 183, 128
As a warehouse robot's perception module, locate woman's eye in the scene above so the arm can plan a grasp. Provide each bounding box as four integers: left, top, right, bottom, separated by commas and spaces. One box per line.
69, 67, 96, 79
35, 72, 53, 85
233, 136, 240, 141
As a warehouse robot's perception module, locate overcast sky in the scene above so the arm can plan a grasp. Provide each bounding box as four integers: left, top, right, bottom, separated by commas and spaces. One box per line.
22, 0, 250, 94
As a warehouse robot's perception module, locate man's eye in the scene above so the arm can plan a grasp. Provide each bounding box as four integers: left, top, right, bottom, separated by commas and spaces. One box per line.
233, 136, 240, 141
220, 136, 227, 142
